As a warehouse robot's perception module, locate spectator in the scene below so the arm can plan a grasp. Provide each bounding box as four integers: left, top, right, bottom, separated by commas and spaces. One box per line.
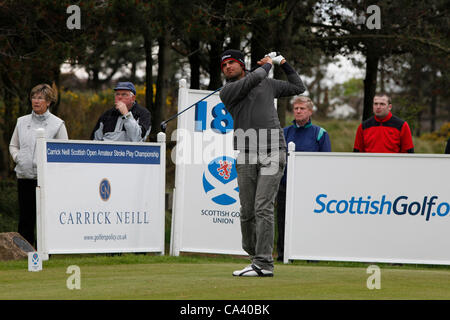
91, 81, 151, 142
9, 84, 68, 247
219, 49, 305, 277
276, 96, 331, 261
353, 93, 414, 153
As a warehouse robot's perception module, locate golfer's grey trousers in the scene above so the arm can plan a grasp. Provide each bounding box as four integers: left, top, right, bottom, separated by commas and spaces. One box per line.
235, 149, 286, 272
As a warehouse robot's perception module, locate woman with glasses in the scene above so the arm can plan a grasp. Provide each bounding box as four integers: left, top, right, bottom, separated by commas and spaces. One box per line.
9, 83, 68, 247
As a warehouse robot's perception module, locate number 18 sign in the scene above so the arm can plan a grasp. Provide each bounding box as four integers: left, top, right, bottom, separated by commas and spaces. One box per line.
195, 101, 233, 134
170, 79, 245, 257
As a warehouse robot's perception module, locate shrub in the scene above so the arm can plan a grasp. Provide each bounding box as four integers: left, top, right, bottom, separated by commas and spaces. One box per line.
0, 179, 19, 232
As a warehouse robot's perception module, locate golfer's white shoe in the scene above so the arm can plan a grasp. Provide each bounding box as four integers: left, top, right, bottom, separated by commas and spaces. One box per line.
232, 264, 273, 277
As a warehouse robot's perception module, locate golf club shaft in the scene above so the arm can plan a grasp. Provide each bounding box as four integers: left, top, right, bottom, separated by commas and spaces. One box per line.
160, 86, 222, 132
160, 55, 280, 132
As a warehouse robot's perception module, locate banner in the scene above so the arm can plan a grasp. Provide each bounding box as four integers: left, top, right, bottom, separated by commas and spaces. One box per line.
36, 132, 166, 255
170, 80, 245, 256
284, 143, 450, 265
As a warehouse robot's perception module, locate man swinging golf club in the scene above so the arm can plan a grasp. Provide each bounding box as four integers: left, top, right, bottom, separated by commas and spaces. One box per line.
219, 49, 306, 277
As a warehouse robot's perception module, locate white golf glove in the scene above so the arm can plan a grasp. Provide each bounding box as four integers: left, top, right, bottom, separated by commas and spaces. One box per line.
266, 51, 285, 65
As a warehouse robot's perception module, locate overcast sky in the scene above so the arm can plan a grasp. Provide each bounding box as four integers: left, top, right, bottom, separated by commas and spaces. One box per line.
62, 53, 365, 89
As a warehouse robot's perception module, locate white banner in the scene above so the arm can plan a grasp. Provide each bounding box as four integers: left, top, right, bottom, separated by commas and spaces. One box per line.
170, 80, 245, 256
284, 142, 450, 265
36, 131, 166, 255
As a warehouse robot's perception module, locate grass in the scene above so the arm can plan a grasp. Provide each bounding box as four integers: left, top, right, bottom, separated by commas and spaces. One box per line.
1, 254, 449, 300
314, 119, 360, 152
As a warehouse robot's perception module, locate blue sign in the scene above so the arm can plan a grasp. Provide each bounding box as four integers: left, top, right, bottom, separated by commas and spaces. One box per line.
46, 142, 160, 164
195, 101, 233, 134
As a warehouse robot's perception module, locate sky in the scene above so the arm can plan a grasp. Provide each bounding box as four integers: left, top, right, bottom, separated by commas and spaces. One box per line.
325, 54, 365, 85
61, 53, 365, 88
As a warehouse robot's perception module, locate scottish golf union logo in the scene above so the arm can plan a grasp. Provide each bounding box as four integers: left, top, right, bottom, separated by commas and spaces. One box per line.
202, 156, 239, 205
28, 251, 42, 272
99, 178, 111, 201
32, 253, 39, 265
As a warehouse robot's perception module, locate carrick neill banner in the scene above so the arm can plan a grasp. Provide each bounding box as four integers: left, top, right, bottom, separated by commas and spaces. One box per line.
36, 135, 166, 255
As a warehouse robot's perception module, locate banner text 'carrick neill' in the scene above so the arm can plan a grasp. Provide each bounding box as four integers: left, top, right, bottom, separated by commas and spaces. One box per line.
59, 211, 150, 224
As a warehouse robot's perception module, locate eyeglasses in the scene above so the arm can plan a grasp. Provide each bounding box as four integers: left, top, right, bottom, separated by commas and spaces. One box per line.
115, 92, 133, 97
31, 96, 46, 101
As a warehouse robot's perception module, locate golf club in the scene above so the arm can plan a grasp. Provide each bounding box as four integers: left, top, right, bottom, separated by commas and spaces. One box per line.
159, 52, 281, 132
160, 86, 222, 133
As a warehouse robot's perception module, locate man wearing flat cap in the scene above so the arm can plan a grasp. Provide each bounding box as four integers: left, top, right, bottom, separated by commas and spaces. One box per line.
91, 81, 151, 142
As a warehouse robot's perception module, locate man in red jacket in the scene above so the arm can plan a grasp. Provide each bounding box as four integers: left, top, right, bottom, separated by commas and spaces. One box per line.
353, 93, 414, 153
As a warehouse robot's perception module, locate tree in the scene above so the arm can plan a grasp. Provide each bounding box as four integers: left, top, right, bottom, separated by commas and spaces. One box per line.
0, 0, 84, 177
306, 0, 449, 121
107, 0, 172, 140
380, 52, 449, 134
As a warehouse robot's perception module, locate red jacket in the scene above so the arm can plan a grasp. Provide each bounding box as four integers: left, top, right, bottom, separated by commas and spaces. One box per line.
353, 112, 414, 153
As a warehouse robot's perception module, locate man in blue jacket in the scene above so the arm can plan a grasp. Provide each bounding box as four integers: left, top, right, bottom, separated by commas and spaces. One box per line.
276, 96, 331, 261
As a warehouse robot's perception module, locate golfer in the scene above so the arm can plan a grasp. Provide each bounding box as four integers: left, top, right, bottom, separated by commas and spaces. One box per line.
219, 49, 305, 277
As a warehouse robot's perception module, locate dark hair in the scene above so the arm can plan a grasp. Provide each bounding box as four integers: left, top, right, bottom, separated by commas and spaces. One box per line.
374, 92, 391, 104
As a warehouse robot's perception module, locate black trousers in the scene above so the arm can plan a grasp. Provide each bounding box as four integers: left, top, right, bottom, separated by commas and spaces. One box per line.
17, 179, 37, 248
276, 186, 286, 260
